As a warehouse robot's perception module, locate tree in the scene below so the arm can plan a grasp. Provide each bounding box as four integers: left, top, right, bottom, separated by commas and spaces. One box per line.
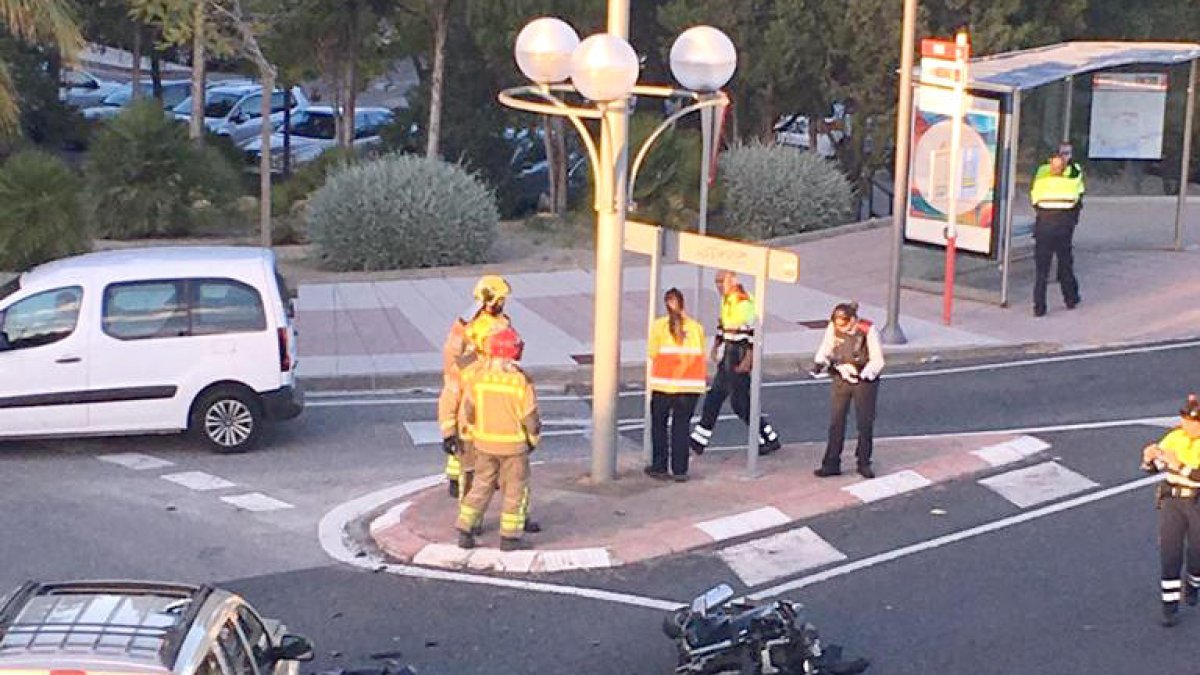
0, 0, 83, 133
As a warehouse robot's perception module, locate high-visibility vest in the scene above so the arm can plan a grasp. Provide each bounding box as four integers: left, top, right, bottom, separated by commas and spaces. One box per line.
1160, 428, 1200, 488
1030, 173, 1083, 210
719, 289, 757, 343
648, 316, 707, 394
462, 360, 540, 455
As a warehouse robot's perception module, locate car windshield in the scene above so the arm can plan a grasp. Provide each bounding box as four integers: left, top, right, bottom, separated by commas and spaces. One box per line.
173, 91, 243, 118
289, 112, 336, 139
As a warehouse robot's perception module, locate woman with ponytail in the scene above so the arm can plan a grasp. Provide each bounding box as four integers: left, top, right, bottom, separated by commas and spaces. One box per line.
645, 288, 707, 482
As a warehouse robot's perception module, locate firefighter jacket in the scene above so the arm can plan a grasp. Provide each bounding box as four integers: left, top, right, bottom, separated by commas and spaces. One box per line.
460, 358, 541, 456
1030, 171, 1084, 211
647, 315, 707, 394
1152, 429, 1200, 488
438, 311, 512, 438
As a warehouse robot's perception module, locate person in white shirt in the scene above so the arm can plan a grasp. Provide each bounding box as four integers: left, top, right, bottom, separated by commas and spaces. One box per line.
809, 302, 885, 478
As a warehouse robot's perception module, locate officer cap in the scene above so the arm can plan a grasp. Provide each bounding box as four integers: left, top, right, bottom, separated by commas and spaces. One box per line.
831, 301, 859, 322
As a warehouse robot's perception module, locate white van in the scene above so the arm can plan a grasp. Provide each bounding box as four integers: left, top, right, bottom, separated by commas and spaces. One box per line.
0, 247, 303, 452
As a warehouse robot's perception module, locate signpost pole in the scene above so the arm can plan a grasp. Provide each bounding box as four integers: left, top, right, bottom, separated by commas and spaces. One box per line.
642, 228, 662, 466
942, 32, 969, 326
1176, 60, 1197, 252
746, 259, 767, 477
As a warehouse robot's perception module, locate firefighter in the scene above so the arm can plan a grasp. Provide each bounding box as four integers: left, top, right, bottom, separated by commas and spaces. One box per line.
455, 327, 541, 551
438, 275, 512, 498
1141, 393, 1200, 627
689, 270, 782, 456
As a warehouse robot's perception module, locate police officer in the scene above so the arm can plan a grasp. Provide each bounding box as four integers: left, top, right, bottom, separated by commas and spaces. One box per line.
689, 270, 782, 456
1029, 153, 1084, 317
1141, 394, 1200, 627
810, 302, 885, 479
455, 327, 541, 551
438, 275, 512, 498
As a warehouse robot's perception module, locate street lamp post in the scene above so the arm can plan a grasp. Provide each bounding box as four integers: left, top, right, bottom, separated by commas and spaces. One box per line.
502, 15, 736, 482
881, 0, 918, 345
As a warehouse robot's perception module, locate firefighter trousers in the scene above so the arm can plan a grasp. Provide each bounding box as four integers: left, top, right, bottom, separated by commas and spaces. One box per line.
457, 451, 530, 540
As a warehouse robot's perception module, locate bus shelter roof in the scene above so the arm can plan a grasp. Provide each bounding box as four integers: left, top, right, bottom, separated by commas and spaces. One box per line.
968, 41, 1200, 93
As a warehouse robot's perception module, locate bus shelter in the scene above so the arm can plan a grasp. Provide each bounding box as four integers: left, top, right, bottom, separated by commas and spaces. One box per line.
901, 41, 1200, 306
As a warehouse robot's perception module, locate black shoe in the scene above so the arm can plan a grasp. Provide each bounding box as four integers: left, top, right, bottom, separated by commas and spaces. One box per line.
1162, 604, 1179, 627
813, 466, 842, 478
471, 524, 483, 536
673, 474, 690, 483
644, 466, 670, 481
447, 479, 459, 498
1033, 307, 1046, 317
1187, 585, 1198, 607
457, 530, 475, 550
523, 520, 541, 534
857, 464, 876, 479
690, 440, 706, 456
759, 438, 782, 456
499, 538, 526, 552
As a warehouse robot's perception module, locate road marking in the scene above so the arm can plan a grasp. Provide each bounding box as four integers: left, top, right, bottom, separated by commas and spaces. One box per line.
221, 492, 295, 512
971, 435, 1051, 467
695, 507, 791, 542
402, 421, 443, 446
161, 471, 236, 492
749, 473, 1164, 601
843, 469, 932, 503
97, 453, 174, 471
719, 527, 847, 587
537, 548, 613, 572
978, 461, 1099, 509
369, 502, 411, 535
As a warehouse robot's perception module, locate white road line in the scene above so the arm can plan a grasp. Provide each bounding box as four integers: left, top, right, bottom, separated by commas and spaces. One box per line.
305, 340, 1200, 407
161, 471, 236, 492
696, 507, 791, 542
537, 548, 613, 572
978, 461, 1099, 509
221, 492, 295, 512
748, 473, 1164, 601
971, 435, 1051, 467
97, 453, 174, 471
720, 528, 847, 587
843, 470, 932, 503
317, 476, 684, 612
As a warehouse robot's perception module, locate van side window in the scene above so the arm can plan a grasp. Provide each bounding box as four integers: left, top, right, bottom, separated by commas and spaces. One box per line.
192, 280, 266, 335
196, 647, 231, 675
217, 618, 256, 675
235, 606, 273, 673
0, 286, 82, 350
103, 281, 189, 340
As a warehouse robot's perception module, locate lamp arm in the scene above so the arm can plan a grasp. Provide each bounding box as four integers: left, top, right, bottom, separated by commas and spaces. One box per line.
627, 92, 727, 202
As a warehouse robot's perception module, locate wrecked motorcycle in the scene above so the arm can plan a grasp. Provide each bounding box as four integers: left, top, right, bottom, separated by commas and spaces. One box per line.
663, 584, 870, 674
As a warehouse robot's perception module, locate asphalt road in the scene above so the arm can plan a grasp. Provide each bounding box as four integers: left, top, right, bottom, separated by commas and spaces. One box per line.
1, 340, 1198, 674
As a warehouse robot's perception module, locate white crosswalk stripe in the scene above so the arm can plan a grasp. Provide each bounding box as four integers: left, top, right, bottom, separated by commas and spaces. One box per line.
978, 461, 1099, 508
971, 435, 1052, 467
695, 507, 791, 542
842, 469, 932, 503
97, 453, 174, 471
161, 471, 236, 492
220, 492, 295, 512
719, 527, 847, 587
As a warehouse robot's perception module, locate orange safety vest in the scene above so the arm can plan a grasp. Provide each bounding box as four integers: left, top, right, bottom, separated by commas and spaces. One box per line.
647, 315, 707, 394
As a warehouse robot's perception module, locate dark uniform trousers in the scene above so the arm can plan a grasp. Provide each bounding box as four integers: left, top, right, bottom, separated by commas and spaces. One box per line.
1032, 209, 1081, 313
820, 374, 880, 470
695, 359, 776, 447
1159, 492, 1200, 607
650, 392, 700, 476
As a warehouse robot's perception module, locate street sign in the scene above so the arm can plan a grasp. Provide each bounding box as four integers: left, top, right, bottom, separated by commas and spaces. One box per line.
919, 38, 970, 115
623, 219, 661, 256
677, 231, 800, 283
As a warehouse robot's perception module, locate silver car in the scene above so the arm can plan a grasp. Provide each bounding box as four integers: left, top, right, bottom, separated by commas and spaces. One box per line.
82, 80, 192, 120
0, 580, 314, 675
173, 83, 309, 147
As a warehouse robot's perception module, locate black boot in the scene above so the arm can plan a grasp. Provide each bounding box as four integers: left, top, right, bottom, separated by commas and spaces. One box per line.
1187, 584, 1199, 607
1162, 603, 1179, 627
523, 519, 541, 534
457, 530, 475, 550
500, 537, 526, 551
813, 465, 842, 477
447, 479, 459, 498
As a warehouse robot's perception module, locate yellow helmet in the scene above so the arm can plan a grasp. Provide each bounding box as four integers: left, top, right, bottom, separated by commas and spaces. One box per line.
473, 275, 511, 305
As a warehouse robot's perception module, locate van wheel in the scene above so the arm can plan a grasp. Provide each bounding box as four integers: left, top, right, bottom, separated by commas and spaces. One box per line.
191, 386, 263, 453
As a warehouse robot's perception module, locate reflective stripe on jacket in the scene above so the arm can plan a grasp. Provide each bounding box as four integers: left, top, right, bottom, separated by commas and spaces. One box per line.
1160, 428, 1200, 488
1030, 173, 1083, 210
647, 316, 707, 394
462, 359, 541, 455
719, 289, 757, 343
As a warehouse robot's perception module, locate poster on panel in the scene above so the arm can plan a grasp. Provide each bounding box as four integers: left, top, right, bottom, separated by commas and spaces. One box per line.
905, 88, 1003, 258
1088, 72, 1167, 160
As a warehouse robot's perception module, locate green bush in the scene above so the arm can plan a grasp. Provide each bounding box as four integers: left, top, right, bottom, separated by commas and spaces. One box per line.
85, 100, 242, 238
306, 153, 498, 271
0, 151, 89, 271
716, 141, 855, 240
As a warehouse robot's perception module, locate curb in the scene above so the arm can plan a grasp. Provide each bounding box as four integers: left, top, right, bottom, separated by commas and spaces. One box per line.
363, 432, 1053, 576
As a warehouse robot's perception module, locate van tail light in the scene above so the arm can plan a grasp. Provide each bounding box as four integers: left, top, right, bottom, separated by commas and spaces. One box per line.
278, 327, 292, 372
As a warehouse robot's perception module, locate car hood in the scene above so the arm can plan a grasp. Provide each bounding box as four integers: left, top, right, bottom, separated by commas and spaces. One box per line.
243, 134, 328, 154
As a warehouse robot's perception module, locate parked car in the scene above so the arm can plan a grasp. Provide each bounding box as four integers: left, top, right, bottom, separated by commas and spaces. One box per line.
59, 69, 121, 108
0, 247, 303, 453
173, 83, 309, 146
242, 106, 395, 172
0, 580, 314, 675
82, 80, 192, 120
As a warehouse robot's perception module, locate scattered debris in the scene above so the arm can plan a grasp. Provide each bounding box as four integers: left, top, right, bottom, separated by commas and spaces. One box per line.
930, 508, 947, 516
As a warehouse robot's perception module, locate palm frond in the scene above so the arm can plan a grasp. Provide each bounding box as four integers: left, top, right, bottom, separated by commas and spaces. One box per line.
0, 0, 84, 57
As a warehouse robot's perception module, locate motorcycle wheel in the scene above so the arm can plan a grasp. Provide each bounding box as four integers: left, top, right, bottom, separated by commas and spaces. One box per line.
662, 609, 689, 640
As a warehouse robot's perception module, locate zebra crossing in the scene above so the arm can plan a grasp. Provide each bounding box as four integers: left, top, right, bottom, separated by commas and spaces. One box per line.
715, 444, 1113, 589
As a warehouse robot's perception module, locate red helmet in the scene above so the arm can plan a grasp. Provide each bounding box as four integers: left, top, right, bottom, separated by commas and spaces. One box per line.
485, 327, 524, 360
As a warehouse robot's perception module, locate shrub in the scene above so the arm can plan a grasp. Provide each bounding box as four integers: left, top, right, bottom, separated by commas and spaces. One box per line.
306, 153, 498, 271
0, 151, 89, 271
85, 100, 242, 238
716, 141, 855, 240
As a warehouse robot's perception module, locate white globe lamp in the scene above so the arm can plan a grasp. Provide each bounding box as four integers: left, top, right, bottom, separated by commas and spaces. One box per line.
569, 34, 640, 102
515, 17, 580, 84
669, 26, 737, 92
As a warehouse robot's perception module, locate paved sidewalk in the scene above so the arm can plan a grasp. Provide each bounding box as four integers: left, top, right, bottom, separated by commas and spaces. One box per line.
294, 196, 1200, 390
368, 432, 1052, 574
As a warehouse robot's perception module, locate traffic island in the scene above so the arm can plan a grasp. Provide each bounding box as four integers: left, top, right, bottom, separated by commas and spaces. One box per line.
368, 432, 1051, 575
